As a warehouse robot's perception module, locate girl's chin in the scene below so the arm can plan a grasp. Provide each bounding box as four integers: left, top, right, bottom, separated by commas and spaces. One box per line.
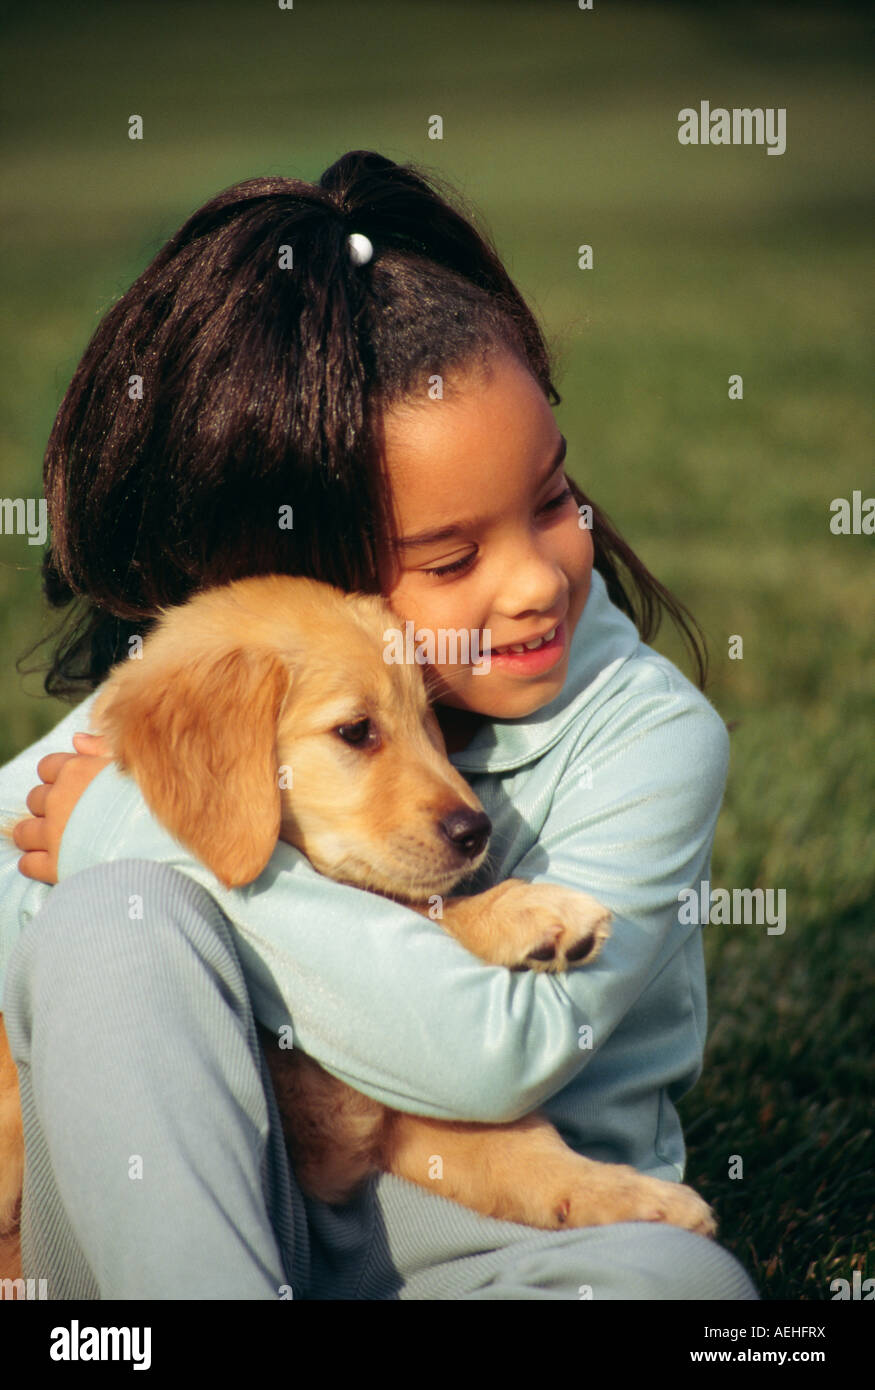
438, 662, 568, 719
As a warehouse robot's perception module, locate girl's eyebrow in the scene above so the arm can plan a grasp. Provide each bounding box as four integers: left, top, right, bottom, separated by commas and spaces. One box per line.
397, 434, 568, 550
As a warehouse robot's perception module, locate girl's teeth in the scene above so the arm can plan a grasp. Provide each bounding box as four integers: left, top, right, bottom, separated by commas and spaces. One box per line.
495, 627, 557, 655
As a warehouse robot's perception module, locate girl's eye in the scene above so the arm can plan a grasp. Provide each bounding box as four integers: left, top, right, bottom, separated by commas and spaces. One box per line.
539, 485, 574, 514
422, 552, 476, 578
420, 487, 574, 579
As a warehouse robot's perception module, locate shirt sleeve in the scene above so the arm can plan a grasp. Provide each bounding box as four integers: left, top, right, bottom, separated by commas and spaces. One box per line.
506, 672, 729, 1113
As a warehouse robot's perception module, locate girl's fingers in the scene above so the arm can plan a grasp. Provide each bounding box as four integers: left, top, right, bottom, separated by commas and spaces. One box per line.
15, 849, 54, 885
35, 751, 77, 784
73, 731, 112, 757
25, 782, 50, 817
14, 741, 116, 888
11, 816, 47, 853
31, 741, 112, 789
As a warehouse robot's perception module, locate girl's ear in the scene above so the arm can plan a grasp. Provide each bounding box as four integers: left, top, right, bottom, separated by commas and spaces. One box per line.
95, 647, 291, 888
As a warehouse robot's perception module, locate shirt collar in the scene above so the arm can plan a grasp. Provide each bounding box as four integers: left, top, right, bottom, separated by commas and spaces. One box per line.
449, 568, 641, 774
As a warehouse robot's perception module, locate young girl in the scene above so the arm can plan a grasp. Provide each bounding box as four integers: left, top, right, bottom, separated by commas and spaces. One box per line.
0, 150, 757, 1300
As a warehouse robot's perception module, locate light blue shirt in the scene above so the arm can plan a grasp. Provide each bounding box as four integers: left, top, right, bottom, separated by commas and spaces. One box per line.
0, 570, 729, 1180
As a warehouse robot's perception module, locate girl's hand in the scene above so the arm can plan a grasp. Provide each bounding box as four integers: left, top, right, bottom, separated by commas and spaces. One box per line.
11, 732, 114, 886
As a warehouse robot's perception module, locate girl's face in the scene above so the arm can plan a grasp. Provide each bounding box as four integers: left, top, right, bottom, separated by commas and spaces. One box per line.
380, 350, 594, 740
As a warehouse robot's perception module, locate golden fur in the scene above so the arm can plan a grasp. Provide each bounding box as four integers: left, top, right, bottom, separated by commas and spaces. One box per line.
0, 574, 715, 1284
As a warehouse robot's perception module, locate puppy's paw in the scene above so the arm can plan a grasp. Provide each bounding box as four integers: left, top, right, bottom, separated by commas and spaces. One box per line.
605, 1173, 717, 1239
566, 1169, 717, 1239
520, 1159, 717, 1239
499, 881, 612, 973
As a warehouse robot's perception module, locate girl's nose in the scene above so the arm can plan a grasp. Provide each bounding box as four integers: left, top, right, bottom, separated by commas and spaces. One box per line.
495, 549, 568, 620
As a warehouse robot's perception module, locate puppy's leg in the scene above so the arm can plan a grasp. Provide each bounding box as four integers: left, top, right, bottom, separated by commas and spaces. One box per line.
382, 1110, 716, 1237
258, 1026, 388, 1206
0, 1015, 24, 1280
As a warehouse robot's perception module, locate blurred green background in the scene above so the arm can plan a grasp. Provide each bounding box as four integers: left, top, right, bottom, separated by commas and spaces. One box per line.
1, 1, 872, 1298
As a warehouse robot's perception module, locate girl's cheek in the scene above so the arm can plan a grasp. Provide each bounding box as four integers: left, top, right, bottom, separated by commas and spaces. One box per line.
385, 578, 451, 637
388, 570, 467, 624
566, 519, 595, 583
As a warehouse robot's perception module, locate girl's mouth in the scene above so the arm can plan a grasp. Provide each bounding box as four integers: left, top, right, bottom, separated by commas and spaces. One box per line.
485, 622, 565, 674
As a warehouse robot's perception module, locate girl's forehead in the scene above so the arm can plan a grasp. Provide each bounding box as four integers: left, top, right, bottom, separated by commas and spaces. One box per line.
379, 357, 554, 492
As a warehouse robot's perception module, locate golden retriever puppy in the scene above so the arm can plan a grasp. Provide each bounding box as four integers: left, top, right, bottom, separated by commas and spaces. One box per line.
0, 575, 715, 1282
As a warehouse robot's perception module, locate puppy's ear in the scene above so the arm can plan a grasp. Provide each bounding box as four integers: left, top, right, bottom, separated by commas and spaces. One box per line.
96, 647, 291, 888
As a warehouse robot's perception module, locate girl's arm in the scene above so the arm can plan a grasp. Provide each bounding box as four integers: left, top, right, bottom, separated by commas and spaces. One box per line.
0, 695, 104, 1000
0, 672, 728, 1125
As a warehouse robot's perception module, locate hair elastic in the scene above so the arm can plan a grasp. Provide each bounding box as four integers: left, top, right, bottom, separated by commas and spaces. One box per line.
347, 232, 374, 266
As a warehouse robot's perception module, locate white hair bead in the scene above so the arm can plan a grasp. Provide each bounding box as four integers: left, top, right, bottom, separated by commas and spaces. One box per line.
347, 232, 374, 266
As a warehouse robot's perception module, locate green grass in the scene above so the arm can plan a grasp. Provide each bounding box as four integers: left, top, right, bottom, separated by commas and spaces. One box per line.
1, 1, 872, 1299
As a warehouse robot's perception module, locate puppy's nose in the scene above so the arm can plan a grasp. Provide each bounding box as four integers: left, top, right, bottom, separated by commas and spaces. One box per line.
439, 808, 491, 859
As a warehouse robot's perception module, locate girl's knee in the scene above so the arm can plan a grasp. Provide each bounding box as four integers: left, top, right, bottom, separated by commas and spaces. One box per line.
6, 859, 244, 1023
584, 1225, 760, 1302
464, 1224, 759, 1301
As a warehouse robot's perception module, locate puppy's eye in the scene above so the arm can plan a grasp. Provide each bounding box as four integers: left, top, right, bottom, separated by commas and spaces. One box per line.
334, 717, 380, 750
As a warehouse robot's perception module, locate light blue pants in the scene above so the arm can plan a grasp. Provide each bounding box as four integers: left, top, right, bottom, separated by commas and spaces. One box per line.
3, 860, 759, 1300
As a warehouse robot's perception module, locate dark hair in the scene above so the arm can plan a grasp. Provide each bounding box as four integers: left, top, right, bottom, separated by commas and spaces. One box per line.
19, 149, 707, 698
